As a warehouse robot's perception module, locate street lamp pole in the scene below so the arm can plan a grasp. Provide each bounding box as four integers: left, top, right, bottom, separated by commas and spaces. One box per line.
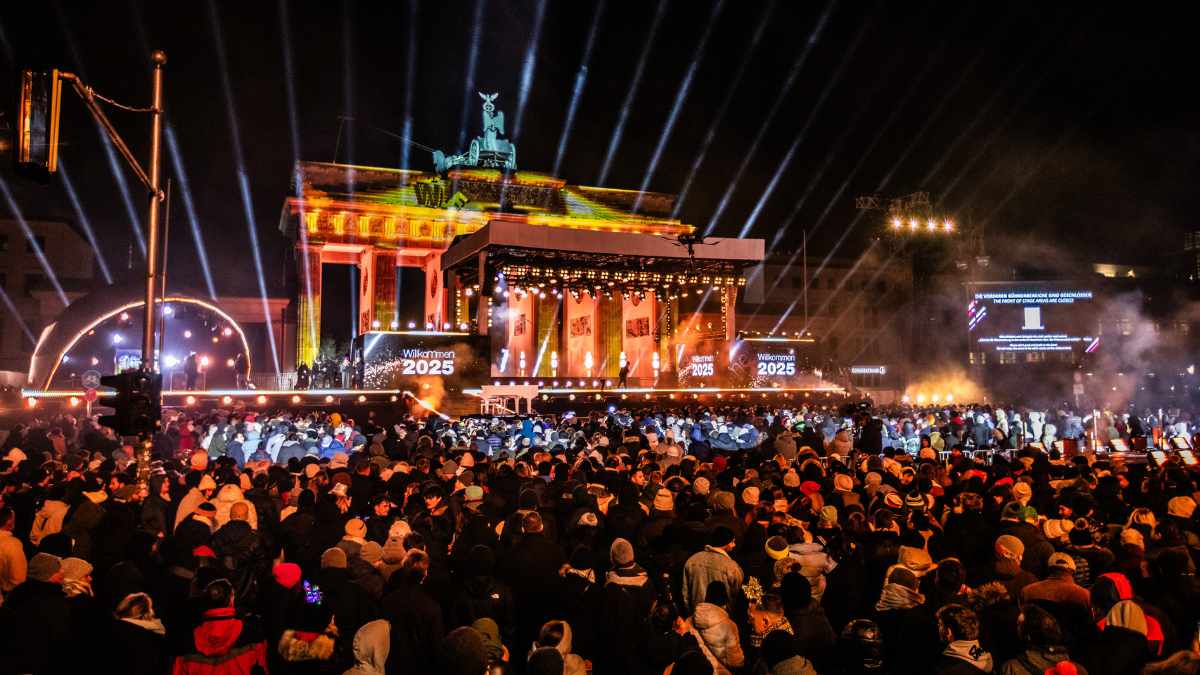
141, 50, 167, 368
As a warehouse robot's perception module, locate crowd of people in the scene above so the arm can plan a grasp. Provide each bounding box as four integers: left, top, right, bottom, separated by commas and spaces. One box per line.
0, 400, 1198, 674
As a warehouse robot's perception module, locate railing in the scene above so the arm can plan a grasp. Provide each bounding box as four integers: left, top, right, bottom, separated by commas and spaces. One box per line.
248, 372, 297, 390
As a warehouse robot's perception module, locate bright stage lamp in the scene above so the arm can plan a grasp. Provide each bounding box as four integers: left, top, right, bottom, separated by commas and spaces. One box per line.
184, 330, 193, 338
325, 395, 334, 403
163, 355, 179, 368
256, 395, 267, 405
221, 396, 233, 405
223, 327, 233, 337
291, 395, 301, 404
69, 396, 80, 407
226, 358, 236, 368
943, 220, 953, 232
200, 356, 210, 367
357, 395, 367, 403
185, 395, 196, 406
25, 397, 37, 409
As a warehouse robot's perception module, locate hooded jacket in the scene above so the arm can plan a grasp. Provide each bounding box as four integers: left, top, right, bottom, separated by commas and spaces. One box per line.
689, 602, 745, 675
171, 607, 269, 675
344, 619, 390, 675
211, 484, 259, 531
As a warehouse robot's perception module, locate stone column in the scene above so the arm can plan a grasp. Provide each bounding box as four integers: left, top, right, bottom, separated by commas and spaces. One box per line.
372, 250, 399, 330
357, 246, 376, 335
424, 253, 444, 329
295, 245, 323, 368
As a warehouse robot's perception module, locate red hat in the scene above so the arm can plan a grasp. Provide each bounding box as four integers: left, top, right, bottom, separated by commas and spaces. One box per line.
993, 477, 1014, 488
799, 481, 822, 497
192, 545, 217, 559
273, 563, 302, 589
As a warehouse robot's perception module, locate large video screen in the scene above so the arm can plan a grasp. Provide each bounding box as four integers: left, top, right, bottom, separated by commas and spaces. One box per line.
729, 338, 819, 387
967, 284, 1099, 354
353, 332, 489, 392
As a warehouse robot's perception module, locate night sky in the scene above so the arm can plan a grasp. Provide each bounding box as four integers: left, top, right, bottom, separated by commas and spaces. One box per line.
0, 0, 1195, 298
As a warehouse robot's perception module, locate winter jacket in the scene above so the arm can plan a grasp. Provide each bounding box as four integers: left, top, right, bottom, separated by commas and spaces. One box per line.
0, 579, 71, 673
344, 619, 390, 675
683, 546, 744, 612
172, 606, 270, 675
212, 484, 259, 531
0, 529, 25, 594
381, 580, 444, 675
107, 615, 171, 675
689, 602, 745, 675
935, 640, 993, 675
29, 498, 69, 545
999, 646, 1086, 675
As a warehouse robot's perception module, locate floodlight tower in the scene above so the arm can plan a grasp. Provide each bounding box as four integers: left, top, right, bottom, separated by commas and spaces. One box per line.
857, 191, 961, 372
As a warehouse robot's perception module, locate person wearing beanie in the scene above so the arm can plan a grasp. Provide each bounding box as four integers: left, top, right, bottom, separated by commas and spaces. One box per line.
0, 552, 69, 673
998, 501, 1055, 577
988, 534, 1038, 601
683, 526, 743, 614
641, 488, 678, 548
705, 491, 746, 541
694, 476, 711, 496
437, 625, 489, 675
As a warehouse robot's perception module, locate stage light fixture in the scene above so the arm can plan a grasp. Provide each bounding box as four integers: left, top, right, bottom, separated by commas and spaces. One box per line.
291, 394, 301, 404
325, 395, 334, 403
222, 395, 233, 405
357, 395, 367, 402
185, 395, 196, 406
226, 358, 236, 368
69, 396, 80, 407
256, 395, 267, 404
26, 397, 37, 409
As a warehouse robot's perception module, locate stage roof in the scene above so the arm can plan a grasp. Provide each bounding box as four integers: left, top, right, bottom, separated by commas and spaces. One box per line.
441, 220, 764, 278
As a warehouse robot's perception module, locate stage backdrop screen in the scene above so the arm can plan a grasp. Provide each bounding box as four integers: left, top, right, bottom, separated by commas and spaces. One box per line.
354, 332, 489, 392
729, 338, 819, 387
967, 283, 1099, 354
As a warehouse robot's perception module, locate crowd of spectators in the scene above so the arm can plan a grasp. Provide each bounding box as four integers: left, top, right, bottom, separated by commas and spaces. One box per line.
0, 401, 1198, 674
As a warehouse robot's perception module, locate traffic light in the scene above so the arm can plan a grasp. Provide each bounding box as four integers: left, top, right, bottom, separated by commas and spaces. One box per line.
14, 69, 63, 177
98, 371, 161, 437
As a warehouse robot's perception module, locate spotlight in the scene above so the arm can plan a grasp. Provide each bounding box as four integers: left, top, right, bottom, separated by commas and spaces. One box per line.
946, 393, 954, 402
407, 322, 416, 329
163, 305, 173, 316
112, 334, 124, 345
325, 395, 334, 403
185, 395, 196, 406
69, 396, 80, 407
943, 220, 953, 232
200, 355, 211, 367
62, 355, 70, 364
291, 394, 302, 404
568, 394, 576, 401
372, 320, 380, 329
389, 395, 398, 402
212, 336, 219, 343
256, 395, 267, 405
184, 330, 193, 339
357, 395, 367, 403
91, 357, 99, 366
390, 321, 399, 329
164, 355, 179, 368
120, 312, 130, 321
222, 395, 233, 405
223, 327, 233, 337
226, 358, 236, 368
25, 397, 37, 409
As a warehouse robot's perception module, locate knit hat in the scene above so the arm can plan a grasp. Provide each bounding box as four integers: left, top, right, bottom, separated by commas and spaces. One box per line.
819, 505, 838, 527
1047, 552, 1076, 573
610, 538, 635, 567
438, 626, 488, 675
652, 488, 675, 512
344, 518, 367, 540
896, 546, 937, 576
1120, 528, 1145, 549
360, 541, 384, 565
766, 536, 790, 561
742, 486, 761, 506
329, 452, 350, 470
320, 547, 348, 569
387, 520, 412, 545
1001, 501, 1025, 521
799, 480, 821, 497
693, 476, 711, 496
192, 545, 216, 559
60, 557, 92, 582
28, 553, 62, 582
463, 485, 485, 505
904, 492, 926, 512
190, 450, 209, 471
198, 474, 217, 491
1012, 482, 1032, 503
1043, 518, 1074, 541
1168, 496, 1197, 519
833, 474, 854, 492
273, 563, 302, 589
708, 525, 736, 548
471, 618, 504, 663
782, 471, 801, 488
712, 491, 736, 513
995, 534, 1024, 561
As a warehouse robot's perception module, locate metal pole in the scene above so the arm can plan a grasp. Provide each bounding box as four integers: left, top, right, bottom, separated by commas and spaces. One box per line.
157, 178, 172, 364
142, 51, 166, 369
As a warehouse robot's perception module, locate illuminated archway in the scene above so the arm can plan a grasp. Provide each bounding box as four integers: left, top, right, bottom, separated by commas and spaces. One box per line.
29, 293, 254, 390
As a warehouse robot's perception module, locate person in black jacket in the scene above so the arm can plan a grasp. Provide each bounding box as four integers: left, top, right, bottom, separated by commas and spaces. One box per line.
0, 553, 71, 674
382, 549, 444, 675
108, 592, 171, 675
